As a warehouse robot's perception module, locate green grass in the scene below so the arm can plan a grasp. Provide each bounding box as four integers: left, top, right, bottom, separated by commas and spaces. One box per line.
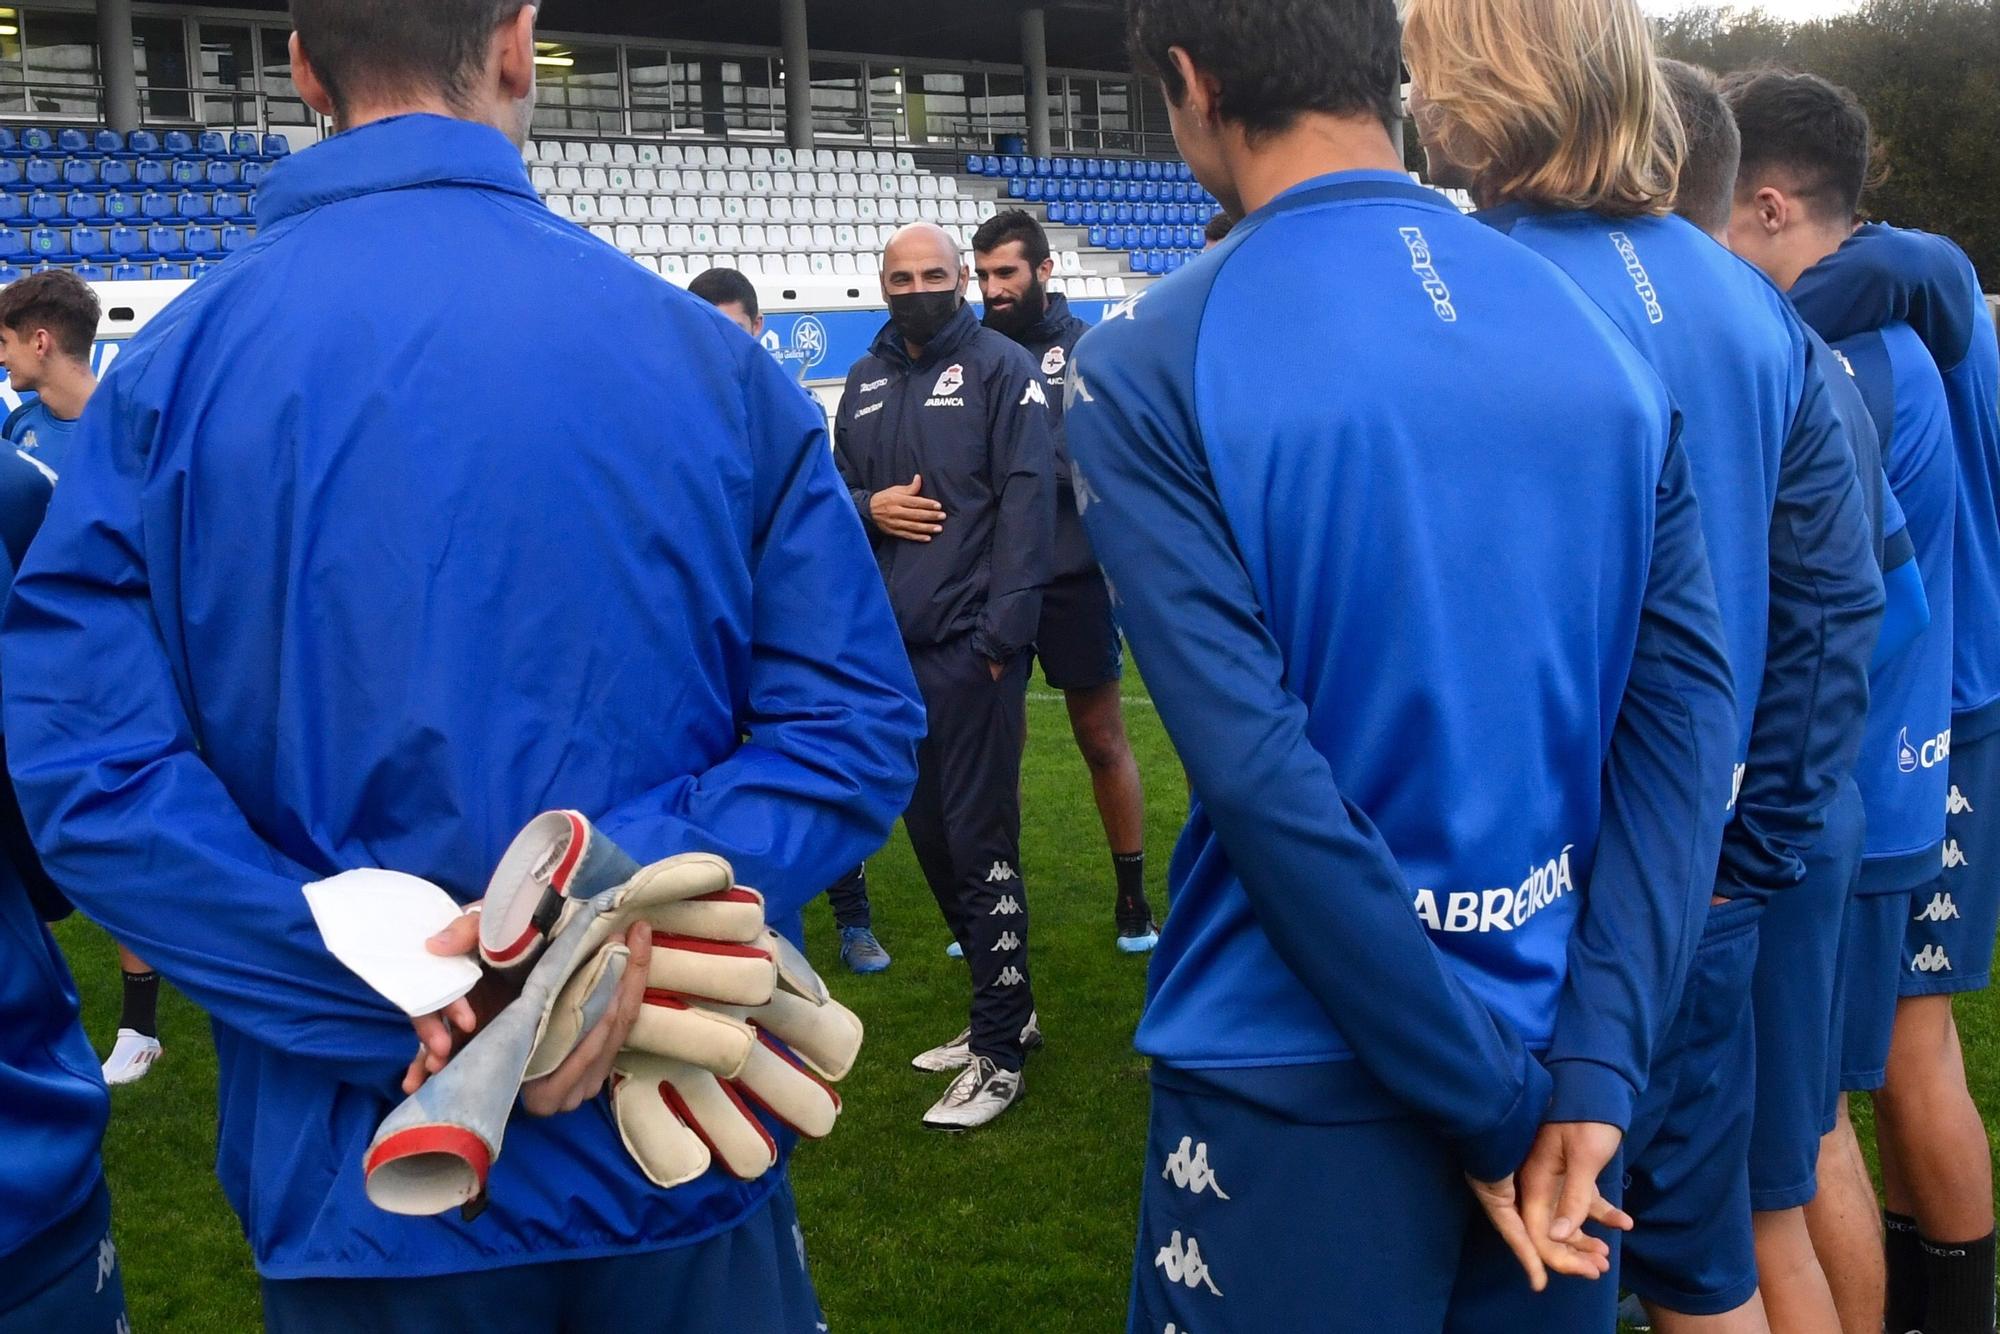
51, 669, 2000, 1331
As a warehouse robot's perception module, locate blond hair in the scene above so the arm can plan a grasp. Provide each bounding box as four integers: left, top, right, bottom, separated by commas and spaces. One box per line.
1404, 0, 1685, 217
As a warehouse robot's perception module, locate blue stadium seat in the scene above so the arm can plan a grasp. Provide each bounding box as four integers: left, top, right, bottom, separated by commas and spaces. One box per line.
230, 132, 259, 157
70, 226, 106, 259
1166, 251, 1185, 274
0, 160, 19, 190
1035, 157, 1052, 177
1081, 203, 1100, 224
198, 131, 227, 157
98, 157, 132, 188
63, 159, 97, 187
1138, 182, 1155, 203
980, 155, 999, 175
183, 224, 220, 258
24, 157, 56, 186
1146, 251, 1168, 275
1114, 203, 1132, 225
1129, 249, 1148, 272
145, 222, 182, 257
151, 260, 188, 279
1082, 158, 1100, 179
170, 159, 201, 187
242, 162, 269, 187
0, 128, 16, 155
107, 223, 142, 257
57, 129, 88, 154
1117, 160, 1134, 180
94, 129, 122, 154
102, 189, 136, 221
206, 160, 240, 187
262, 133, 290, 158
0, 263, 22, 285
134, 158, 167, 186
1051, 158, 1069, 178
187, 257, 213, 279
110, 260, 145, 281
67, 194, 100, 222
1150, 204, 1167, 225
140, 189, 174, 219
964, 154, 983, 175
21, 128, 51, 153
1139, 225, 1158, 249
1004, 176, 1023, 199
0, 195, 20, 223
162, 130, 194, 156
1088, 225, 1106, 248
210, 191, 247, 220
0, 226, 23, 260
998, 156, 1018, 175
125, 129, 159, 155
26, 191, 61, 221
177, 193, 208, 219
220, 223, 252, 253
29, 225, 66, 258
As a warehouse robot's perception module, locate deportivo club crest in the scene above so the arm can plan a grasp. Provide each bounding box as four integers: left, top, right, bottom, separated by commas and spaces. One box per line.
933, 364, 965, 396
1041, 345, 1067, 377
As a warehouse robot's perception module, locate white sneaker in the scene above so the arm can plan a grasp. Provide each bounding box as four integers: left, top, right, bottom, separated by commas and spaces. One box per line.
921, 1055, 1023, 1130
909, 1011, 1042, 1072
102, 1029, 162, 1085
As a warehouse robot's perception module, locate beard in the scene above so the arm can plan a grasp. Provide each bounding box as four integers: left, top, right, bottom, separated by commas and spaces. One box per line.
982, 277, 1047, 339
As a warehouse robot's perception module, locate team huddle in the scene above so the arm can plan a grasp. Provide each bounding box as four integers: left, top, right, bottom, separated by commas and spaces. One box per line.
0, 0, 1996, 1330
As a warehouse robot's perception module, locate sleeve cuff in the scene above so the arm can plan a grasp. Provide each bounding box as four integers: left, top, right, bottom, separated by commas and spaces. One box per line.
1544, 1058, 1638, 1132
850, 489, 878, 535
1452, 1046, 1552, 1182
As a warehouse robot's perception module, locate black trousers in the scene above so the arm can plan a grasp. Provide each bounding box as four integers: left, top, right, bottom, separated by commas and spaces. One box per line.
825, 866, 871, 929
905, 635, 1034, 1069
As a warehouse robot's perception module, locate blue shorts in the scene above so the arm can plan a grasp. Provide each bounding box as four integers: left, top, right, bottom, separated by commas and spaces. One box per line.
0, 1184, 127, 1334
1622, 894, 1762, 1316
262, 1175, 823, 1334
1749, 781, 1861, 1210
1903, 728, 2000, 995
1030, 569, 1122, 692
1835, 882, 1911, 1091
1129, 1066, 1619, 1333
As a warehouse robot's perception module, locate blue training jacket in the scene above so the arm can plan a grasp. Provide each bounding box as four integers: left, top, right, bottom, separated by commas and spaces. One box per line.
1482, 208, 1883, 903
2, 398, 81, 470
1834, 322, 1957, 888
0, 442, 109, 1295
1066, 172, 1737, 1172
0, 115, 924, 1281
1791, 224, 2000, 739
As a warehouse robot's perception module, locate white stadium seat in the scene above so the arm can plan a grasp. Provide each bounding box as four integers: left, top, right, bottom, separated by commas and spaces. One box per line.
773, 170, 796, 194
530, 166, 557, 193
747, 197, 771, 222
811, 223, 835, 249
977, 200, 997, 220
834, 197, 857, 223
633, 168, 658, 194
918, 176, 938, 198
699, 196, 723, 220
641, 223, 668, 253
637, 254, 660, 274
572, 195, 598, 220
738, 254, 764, 276
834, 150, 854, 171
834, 252, 856, 275
613, 144, 636, 165
1059, 250, 1083, 276
728, 147, 750, 167
743, 224, 766, 251
897, 199, 919, 223
787, 253, 810, 275
723, 196, 745, 220
860, 252, 880, 275
788, 223, 812, 250
547, 195, 573, 219
896, 152, 915, 172
704, 169, 727, 193
750, 171, 772, 194
833, 224, 856, 250
684, 146, 710, 167
771, 148, 793, 169
815, 171, 837, 194
750, 147, 772, 168
589, 143, 614, 164
837, 172, 858, 195
597, 197, 625, 222
615, 224, 641, 253
660, 146, 684, 168
857, 199, 879, 222
648, 197, 674, 221
674, 196, 698, 221
563, 142, 587, 164
711, 252, 737, 270
606, 168, 633, 193
660, 254, 686, 275
938, 176, 958, 198
813, 198, 836, 222
770, 197, 795, 223
589, 223, 616, 245
556, 166, 583, 192
692, 223, 717, 249
1105, 276, 1127, 296
728, 170, 750, 194
810, 252, 832, 274
637, 144, 662, 166
668, 224, 692, 251
582, 166, 609, 193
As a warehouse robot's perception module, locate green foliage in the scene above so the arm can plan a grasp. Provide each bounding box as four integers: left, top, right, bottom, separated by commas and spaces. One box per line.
1654, 0, 2000, 280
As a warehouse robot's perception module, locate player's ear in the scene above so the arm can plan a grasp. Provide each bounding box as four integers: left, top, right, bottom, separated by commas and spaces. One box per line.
1753, 186, 1787, 236
1167, 47, 1217, 128
289, 32, 338, 121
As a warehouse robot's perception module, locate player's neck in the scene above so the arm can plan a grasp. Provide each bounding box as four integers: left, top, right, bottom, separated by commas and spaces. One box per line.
1221, 114, 1406, 218
35, 362, 94, 421
1776, 225, 1852, 292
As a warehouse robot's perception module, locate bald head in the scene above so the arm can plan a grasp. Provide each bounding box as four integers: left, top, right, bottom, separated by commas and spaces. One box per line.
882, 223, 965, 298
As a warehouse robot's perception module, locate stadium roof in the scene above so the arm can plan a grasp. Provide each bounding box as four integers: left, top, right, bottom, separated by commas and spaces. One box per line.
229, 0, 1136, 72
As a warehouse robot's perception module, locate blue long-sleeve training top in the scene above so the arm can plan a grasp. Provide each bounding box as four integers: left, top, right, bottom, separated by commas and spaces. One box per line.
1066, 171, 1737, 1169
1791, 224, 2000, 740
0, 114, 924, 1281
1481, 208, 1883, 904
1828, 320, 1957, 888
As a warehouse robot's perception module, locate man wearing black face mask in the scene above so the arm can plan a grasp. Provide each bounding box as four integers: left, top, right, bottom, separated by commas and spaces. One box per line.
975, 209, 1159, 956
834, 222, 1058, 1130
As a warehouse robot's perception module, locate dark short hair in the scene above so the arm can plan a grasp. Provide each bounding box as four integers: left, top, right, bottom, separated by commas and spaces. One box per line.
1203, 211, 1237, 243
1721, 66, 1872, 225
290, 0, 530, 119
1660, 60, 1739, 235
688, 266, 760, 320
971, 209, 1051, 269
1127, 0, 1402, 137
0, 270, 99, 359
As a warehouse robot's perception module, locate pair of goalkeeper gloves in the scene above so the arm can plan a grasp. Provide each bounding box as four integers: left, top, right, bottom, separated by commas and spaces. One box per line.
363, 811, 862, 1217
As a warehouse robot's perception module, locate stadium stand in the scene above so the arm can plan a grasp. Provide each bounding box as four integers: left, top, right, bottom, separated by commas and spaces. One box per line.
0, 126, 276, 279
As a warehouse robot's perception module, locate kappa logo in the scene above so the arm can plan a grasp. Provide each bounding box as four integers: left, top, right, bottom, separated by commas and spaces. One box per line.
993, 931, 1023, 951
1104, 291, 1147, 322
991, 894, 1022, 915
1608, 231, 1664, 324
1943, 839, 1968, 870
1042, 345, 1067, 377
1154, 1230, 1223, 1296
1066, 366, 1096, 410
1162, 1137, 1231, 1200
1912, 943, 1953, 973
96, 1236, 117, 1294
1728, 762, 1746, 813
1399, 226, 1458, 322
1915, 891, 1961, 923
1899, 726, 1952, 774
1949, 785, 1974, 816
997, 965, 1026, 986
986, 861, 1019, 883
1073, 461, 1102, 516
1020, 380, 1047, 407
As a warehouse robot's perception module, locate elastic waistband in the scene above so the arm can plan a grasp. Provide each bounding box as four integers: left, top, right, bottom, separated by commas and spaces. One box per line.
1951, 695, 2000, 745
1861, 842, 1944, 895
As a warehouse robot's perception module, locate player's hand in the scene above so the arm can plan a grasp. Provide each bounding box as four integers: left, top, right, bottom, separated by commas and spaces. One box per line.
987, 657, 1006, 681
1516, 1121, 1630, 1279
520, 922, 652, 1115
1467, 1172, 1549, 1292
871, 474, 945, 541
403, 908, 516, 1093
